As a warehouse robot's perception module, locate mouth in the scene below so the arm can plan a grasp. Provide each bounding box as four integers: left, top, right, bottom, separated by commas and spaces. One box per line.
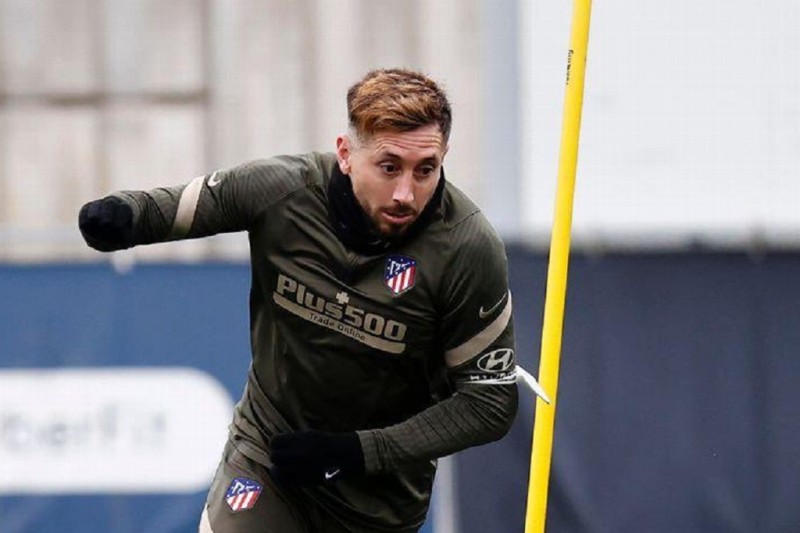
381, 210, 415, 226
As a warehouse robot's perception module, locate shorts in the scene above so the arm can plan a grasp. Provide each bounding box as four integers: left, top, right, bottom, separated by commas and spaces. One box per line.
198, 439, 421, 533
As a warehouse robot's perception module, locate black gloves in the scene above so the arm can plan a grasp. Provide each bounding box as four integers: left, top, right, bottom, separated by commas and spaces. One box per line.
78, 196, 134, 251
270, 431, 365, 487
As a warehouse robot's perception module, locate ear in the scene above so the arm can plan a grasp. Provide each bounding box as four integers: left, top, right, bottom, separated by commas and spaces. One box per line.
336, 135, 352, 174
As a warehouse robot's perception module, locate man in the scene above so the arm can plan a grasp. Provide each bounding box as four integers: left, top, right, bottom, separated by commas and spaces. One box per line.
79, 68, 519, 533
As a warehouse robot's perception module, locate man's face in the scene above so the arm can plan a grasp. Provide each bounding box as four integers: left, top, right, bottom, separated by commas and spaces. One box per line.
336, 124, 448, 236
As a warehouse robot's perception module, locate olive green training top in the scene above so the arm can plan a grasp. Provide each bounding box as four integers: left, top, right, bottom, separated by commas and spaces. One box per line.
111, 152, 518, 531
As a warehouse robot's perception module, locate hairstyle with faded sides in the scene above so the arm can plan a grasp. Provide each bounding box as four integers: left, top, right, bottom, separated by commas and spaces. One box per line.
346, 68, 452, 143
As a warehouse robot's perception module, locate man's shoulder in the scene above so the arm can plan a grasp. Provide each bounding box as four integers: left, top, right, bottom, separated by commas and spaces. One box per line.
440, 181, 503, 249
441, 180, 479, 226
235, 152, 336, 185
224, 152, 336, 205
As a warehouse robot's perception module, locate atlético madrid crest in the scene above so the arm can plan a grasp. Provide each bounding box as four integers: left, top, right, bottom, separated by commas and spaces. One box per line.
225, 477, 262, 512
384, 255, 417, 295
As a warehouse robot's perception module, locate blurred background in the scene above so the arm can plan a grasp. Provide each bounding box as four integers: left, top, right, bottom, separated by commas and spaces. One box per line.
1, 0, 799, 532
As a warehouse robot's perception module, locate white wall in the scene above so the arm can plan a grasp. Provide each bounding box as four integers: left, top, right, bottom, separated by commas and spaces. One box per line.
521, 1, 800, 249
0, 0, 483, 262
3, 1, 796, 260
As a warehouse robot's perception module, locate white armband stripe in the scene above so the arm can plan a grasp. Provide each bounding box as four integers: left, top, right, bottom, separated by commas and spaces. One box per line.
169, 175, 206, 239
445, 292, 512, 367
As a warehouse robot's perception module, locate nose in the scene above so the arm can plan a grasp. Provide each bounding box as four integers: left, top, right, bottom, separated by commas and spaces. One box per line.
392, 172, 414, 205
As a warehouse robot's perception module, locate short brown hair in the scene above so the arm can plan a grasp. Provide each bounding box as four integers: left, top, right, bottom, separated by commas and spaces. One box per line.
347, 68, 452, 142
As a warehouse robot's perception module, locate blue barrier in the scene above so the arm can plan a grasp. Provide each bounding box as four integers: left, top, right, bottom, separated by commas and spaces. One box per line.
3, 252, 799, 532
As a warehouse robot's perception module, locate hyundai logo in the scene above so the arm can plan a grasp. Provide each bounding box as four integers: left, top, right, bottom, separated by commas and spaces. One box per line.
477, 349, 515, 373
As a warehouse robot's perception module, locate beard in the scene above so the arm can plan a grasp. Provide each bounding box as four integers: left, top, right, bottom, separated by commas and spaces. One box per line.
371, 207, 418, 236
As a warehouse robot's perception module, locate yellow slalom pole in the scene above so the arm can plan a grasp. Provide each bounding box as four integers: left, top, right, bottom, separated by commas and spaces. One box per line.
525, 1, 592, 532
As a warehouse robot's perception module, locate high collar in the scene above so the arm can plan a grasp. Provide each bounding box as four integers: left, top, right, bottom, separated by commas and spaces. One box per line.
326, 163, 446, 255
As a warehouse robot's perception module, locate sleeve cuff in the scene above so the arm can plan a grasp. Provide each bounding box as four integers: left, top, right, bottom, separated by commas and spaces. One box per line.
356, 429, 383, 474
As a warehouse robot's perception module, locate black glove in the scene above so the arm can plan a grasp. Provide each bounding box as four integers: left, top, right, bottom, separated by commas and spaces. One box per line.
270, 430, 365, 487
78, 196, 134, 251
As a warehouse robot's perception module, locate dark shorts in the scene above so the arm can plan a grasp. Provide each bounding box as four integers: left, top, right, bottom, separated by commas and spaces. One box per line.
198, 439, 421, 533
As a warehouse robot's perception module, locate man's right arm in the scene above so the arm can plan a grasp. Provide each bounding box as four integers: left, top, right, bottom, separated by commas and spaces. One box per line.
78, 155, 312, 252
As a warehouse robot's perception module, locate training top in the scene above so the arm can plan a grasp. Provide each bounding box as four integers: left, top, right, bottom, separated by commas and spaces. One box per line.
107, 152, 518, 531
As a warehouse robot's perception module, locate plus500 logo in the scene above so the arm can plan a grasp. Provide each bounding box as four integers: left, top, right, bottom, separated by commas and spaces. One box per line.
274, 274, 407, 343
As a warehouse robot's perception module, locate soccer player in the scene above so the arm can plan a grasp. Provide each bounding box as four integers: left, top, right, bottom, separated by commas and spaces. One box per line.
79, 68, 518, 533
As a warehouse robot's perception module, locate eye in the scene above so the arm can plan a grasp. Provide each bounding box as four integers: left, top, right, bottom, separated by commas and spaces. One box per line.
379, 162, 400, 175
416, 165, 436, 179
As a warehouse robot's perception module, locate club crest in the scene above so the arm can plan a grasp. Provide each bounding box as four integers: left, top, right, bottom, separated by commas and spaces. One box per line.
384, 255, 417, 295
225, 477, 262, 512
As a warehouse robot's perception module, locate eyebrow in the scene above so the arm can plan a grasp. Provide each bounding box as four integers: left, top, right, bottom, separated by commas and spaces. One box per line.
379, 152, 441, 165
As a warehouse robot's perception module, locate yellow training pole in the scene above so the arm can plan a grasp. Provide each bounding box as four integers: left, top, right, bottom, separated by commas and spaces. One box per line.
525, 1, 592, 532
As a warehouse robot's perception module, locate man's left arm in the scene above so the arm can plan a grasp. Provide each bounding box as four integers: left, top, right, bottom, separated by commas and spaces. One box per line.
357, 217, 518, 473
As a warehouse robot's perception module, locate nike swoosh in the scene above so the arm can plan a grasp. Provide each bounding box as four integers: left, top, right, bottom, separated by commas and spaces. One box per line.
479, 292, 508, 319
324, 469, 341, 481
207, 171, 221, 187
